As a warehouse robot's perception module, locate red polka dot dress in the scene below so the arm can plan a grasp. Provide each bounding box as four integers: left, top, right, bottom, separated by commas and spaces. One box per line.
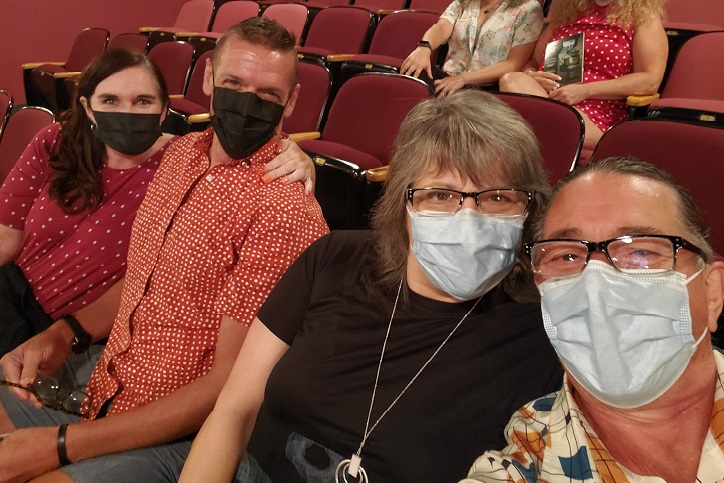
547, 5, 634, 132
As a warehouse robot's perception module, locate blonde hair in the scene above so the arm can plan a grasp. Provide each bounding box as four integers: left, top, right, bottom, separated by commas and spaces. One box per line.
364, 90, 551, 303
549, 0, 664, 28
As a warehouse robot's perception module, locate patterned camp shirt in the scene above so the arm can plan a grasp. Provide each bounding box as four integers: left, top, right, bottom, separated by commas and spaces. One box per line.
461, 350, 724, 482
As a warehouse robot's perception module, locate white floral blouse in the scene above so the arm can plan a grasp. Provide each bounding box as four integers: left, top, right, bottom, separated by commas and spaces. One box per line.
440, 0, 543, 76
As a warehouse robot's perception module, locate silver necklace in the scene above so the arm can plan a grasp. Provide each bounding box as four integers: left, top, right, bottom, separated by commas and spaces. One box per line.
335, 280, 483, 482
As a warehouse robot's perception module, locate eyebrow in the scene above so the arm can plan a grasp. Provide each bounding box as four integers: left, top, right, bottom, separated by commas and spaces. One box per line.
95, 93, 159, 100
219, 73, 285, 102
546, 225, 670, 240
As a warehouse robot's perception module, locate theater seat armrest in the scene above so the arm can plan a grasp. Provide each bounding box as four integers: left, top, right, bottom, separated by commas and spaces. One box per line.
52, 71, 81, 79
377, 9, 394, 15
139, 26, 160, 33
288, 132, 321, 142
174, 32, 199, 38
366, 166, 389, 182
23, 62, 65, 70
326, 54, 356, 62
627, 93, 660, 107
168, 94, 185, 99
188, 113, 211, 123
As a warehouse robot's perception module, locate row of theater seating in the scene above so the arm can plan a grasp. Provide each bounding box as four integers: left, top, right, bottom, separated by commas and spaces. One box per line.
12, 0, 724, 240
23, 3, 445, 116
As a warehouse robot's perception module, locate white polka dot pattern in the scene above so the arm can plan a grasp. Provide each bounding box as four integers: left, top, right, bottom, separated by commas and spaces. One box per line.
546, 5, 634, 131
0, 123, 172, 317
83, 129, 329, 419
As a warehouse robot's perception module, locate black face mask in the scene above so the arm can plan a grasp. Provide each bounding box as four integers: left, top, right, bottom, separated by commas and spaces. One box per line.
209, 87, 285, 160
90, 111, 163, 156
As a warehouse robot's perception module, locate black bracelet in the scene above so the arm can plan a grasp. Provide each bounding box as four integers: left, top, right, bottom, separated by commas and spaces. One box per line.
57, 424, 71, 466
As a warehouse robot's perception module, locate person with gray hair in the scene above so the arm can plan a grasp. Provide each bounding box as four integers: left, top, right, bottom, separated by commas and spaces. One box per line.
179, 89, 563, 483
461, 156, 724, 482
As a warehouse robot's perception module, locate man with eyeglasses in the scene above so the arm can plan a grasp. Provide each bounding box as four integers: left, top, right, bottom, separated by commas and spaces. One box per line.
461, 156, 724, 482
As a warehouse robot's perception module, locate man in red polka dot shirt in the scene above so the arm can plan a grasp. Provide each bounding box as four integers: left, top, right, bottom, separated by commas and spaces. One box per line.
0, 18, 329, 482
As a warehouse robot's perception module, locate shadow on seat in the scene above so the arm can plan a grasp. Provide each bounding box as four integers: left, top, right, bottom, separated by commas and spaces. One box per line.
23, 27, 110, 114
0, 107, 56, 183
493, 92, 584, 184
295, 72, 433, 229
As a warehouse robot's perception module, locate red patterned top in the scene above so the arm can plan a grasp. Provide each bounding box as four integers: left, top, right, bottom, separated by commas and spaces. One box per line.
547, 5, 634, 132
0, 123, 173, 317
84, 129, 328, 419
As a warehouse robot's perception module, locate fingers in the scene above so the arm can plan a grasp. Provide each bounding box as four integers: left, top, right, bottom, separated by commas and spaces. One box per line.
303, 177, 314, 197
18, 350, 41, 387
533, 71, 561, 81
263, 139, 300, 182
536, 77, 560, 92
0, 352, 33, 402
425, 66, 433, 80
434, 78, 460, 98
263, 140, 316, 194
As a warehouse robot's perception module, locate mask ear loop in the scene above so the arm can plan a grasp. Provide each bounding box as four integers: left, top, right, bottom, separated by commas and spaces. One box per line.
691, 323, 709, 350
684, 268, 705, 285
684, 268, 709, 350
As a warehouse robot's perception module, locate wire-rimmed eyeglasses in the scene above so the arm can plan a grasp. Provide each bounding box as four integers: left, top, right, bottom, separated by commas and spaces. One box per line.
0, 376, 90, 418
525, 234, 704, 277
406, 188, 532, 217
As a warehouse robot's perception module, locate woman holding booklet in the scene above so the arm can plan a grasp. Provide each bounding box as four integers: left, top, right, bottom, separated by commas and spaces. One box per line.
500, 0, 668, 150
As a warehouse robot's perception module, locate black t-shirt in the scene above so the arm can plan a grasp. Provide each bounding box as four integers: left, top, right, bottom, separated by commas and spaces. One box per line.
252, 230, 563, 482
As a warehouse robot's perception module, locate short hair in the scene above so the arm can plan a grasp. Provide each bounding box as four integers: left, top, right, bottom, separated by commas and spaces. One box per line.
533, 156, 715, 265
212, 17, 297, 84
365, 89, 551, 302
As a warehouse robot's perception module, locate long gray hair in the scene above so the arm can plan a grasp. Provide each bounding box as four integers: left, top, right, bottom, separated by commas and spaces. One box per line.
363, 89, 551, 303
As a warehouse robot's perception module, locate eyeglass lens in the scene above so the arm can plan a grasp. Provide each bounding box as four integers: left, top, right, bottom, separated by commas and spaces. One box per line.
0, 376, 89, 417
410, 189, 528, 216
531, 236, 677, 276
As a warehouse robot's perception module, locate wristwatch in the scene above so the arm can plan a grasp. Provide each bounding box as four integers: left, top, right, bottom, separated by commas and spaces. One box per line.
57, 314, 92, 354
417, 40, 432, 51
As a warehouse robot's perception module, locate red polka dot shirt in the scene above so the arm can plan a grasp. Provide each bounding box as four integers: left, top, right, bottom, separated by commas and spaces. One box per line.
84, 129, 329, 418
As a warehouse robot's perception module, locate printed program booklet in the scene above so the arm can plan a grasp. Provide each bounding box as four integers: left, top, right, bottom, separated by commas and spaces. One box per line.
543, 32, 584, 86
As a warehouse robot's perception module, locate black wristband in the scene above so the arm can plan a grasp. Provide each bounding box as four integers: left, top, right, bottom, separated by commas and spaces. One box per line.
418, 40, 432, 51
57, 314, 92, 355
57, 424, 71, 466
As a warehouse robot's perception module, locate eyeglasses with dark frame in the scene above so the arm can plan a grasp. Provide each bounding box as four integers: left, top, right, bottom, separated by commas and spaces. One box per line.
525, 234, 705, 277
0, 376, 90, 418
406, 188, 532, 217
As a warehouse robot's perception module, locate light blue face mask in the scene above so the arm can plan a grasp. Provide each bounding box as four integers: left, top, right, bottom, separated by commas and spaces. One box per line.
539, 260, 707, 408
409, 209, 524, 301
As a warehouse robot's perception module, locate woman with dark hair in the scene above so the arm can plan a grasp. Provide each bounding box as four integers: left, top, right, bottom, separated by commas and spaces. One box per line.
0, 48, 315, 360
0, 48, 174, 360
400, 0, 544, 97
180, 90, 563, 483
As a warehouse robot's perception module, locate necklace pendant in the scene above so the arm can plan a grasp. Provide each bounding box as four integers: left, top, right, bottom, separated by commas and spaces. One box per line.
349, 454, 362, 477
335, 456, 369, 483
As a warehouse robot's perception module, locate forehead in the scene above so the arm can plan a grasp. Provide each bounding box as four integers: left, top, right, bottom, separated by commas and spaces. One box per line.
215, 38, 295, 90
414, 163, 510, 190
92, 66, 160, 97
543, 172, 687, 240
